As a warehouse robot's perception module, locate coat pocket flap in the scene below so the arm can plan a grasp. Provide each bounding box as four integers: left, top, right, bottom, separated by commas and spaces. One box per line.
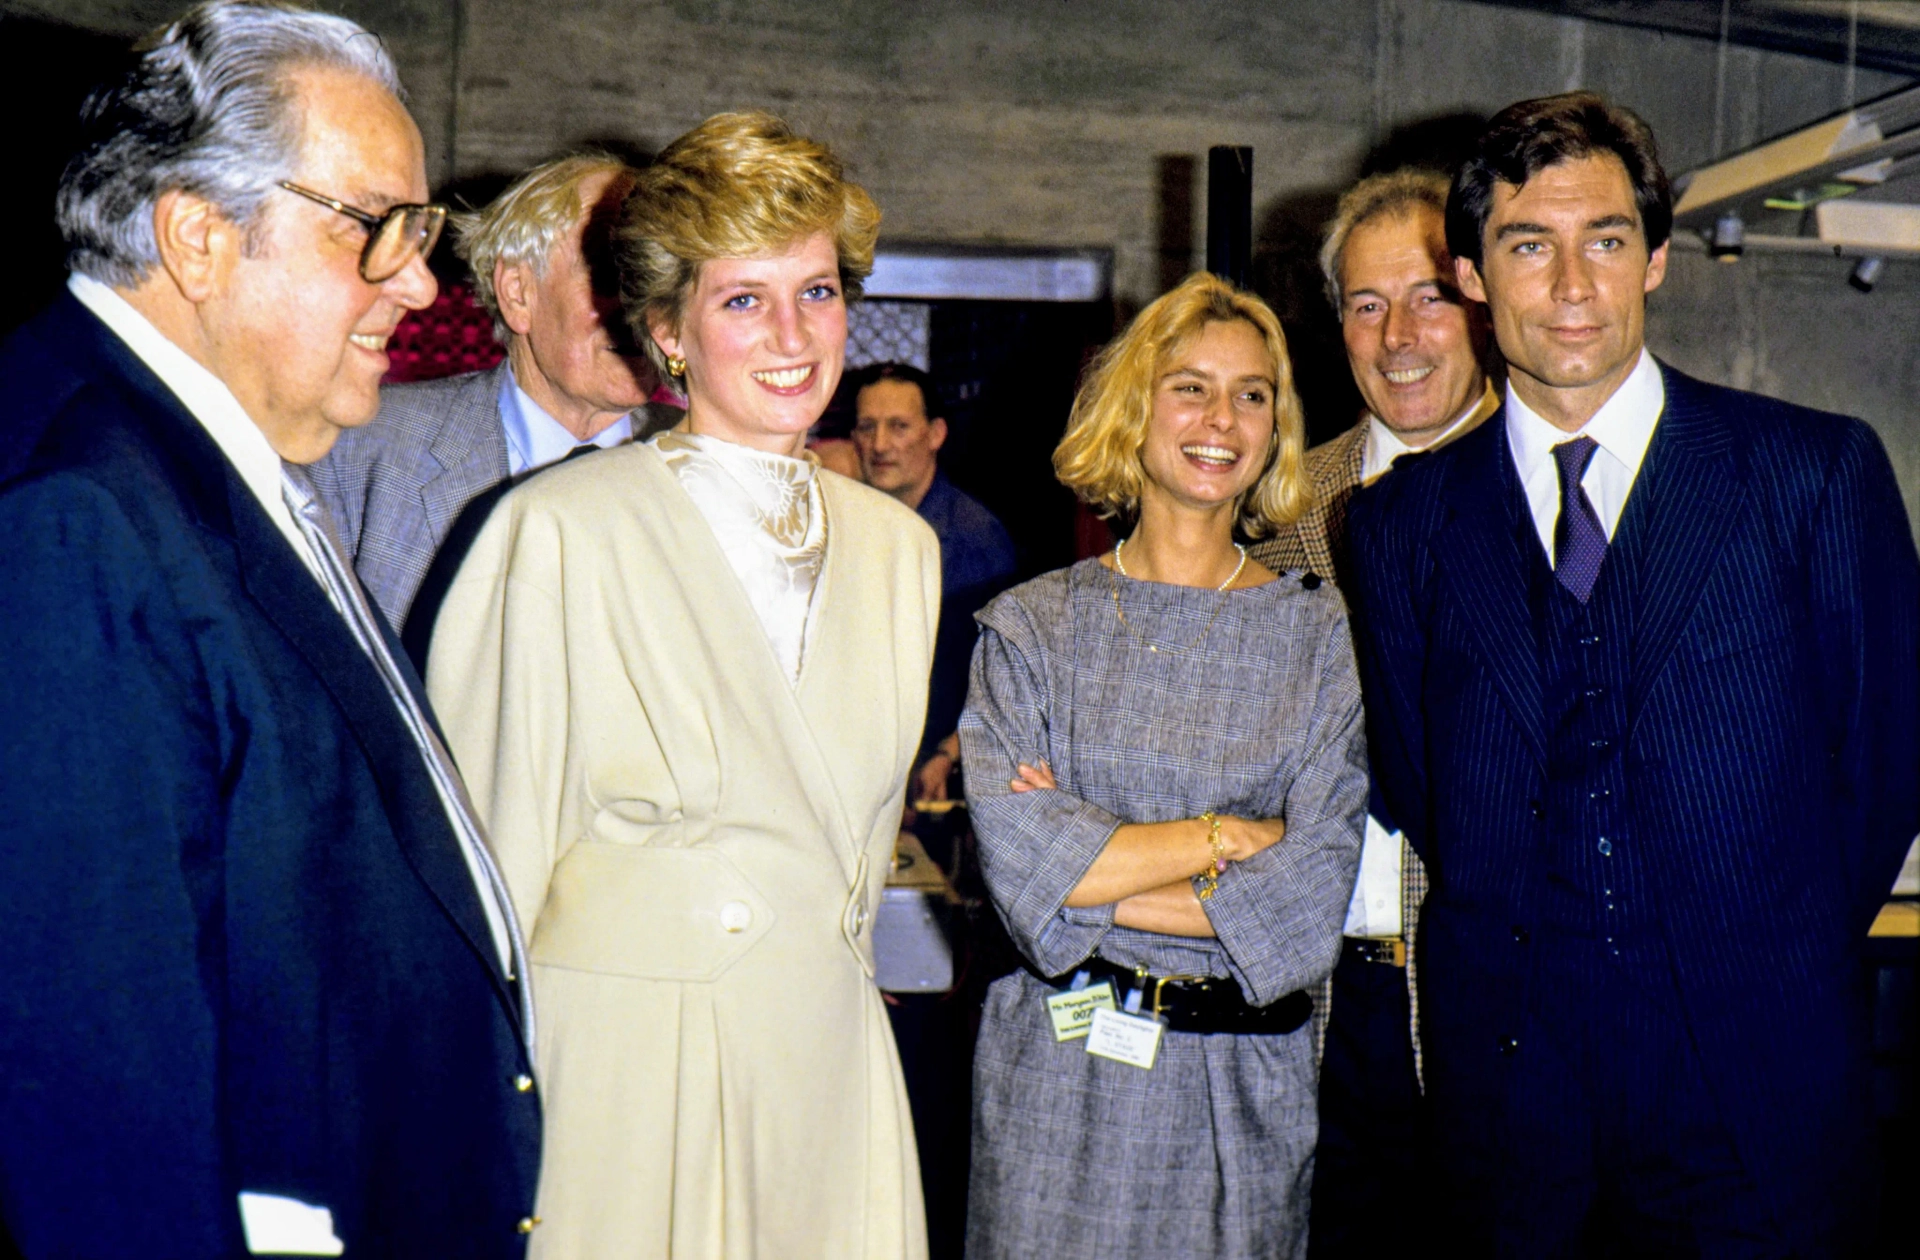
531, 841, 774, 982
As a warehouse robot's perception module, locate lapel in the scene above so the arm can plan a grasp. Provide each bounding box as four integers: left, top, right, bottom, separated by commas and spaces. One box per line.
1431, 415, 1550, 764
87, 326, 523, 1012
421, 364, 511, 543
229, 491, 514, 1000
1318, 421, 1368, 587
1623, 364, 1747, 712
794, 473, 921, 846
631, 449, 869, 882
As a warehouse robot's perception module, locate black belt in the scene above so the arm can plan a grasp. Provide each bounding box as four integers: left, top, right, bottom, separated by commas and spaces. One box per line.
1026, 957, 1312, 1036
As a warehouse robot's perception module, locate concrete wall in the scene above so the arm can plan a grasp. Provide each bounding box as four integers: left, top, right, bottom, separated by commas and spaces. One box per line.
7, 0, 1916, 525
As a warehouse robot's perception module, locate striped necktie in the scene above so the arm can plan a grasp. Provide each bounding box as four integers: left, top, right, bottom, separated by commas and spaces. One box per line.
280, 462, 535, 1061
1551, 436, 1607, 604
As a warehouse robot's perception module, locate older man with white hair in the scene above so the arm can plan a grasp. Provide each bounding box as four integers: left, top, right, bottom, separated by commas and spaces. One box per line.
313, 153, 667, 641
0, 3, 541, 1255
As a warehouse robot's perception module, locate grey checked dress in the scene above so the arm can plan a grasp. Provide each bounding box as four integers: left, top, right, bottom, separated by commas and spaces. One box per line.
959, 558, 1366, 1259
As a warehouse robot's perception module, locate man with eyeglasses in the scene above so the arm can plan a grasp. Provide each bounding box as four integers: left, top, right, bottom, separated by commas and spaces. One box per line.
0, 4, 542, 1256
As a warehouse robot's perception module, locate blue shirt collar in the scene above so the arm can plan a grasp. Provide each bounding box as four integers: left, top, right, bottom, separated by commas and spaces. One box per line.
497, 360, 633, 477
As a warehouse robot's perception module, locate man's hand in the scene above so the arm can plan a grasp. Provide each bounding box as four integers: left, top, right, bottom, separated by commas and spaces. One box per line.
915, 752, 954, 804
914, 732, 963, 803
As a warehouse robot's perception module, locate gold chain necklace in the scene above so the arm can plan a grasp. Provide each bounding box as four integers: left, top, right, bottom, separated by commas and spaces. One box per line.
1108, 536, 1247, 654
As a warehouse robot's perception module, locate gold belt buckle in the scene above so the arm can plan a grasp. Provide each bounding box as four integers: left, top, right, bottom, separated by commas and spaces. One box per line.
1352, 937, 1407, 967
1148, 971, 1211, 1018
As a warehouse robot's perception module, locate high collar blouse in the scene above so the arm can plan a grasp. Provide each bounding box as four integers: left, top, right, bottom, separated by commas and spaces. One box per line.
649, 429, 827, 682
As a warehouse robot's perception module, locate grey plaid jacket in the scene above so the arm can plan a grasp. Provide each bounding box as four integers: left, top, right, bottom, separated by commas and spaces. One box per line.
309, 365, 513, 632
1252, 419, 1430, 1083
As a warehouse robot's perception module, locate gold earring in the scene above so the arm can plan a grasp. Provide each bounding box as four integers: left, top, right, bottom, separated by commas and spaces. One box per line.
666, 354, 687, 378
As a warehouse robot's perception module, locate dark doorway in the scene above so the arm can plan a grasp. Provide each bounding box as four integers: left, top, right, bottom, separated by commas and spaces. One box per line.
1, 15, 128, 337
930, 299, 1113, 580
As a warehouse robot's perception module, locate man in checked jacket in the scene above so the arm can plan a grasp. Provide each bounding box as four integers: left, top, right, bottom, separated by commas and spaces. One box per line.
1251, 166, 1495, 1259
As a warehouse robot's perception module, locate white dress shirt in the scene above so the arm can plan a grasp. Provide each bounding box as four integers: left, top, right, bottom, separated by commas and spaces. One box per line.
1359, 378, 1500, 487
67, 273, 329, 591
1344, 379, 1498, 939
1507, 347, 1665, 561
498, 363, 632, 477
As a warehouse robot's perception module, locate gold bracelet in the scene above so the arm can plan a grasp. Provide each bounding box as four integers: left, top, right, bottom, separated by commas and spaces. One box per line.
1196, 811, 1226, 901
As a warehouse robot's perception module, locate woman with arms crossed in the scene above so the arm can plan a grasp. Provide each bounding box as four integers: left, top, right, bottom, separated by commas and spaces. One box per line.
427, 113, 936, 1258
962, 272, 1366, 1259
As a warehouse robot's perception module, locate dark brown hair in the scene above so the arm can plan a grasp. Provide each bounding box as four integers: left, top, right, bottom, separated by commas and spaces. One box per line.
1446, 91, 1671, 267
845, 361, 938, 418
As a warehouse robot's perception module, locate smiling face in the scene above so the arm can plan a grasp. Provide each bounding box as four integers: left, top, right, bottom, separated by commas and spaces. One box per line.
853, 378, 947, 507
502, 168, 653, 439
203, 65, 437, 460
1458, 152, 1667, 430
1138, 318, 1277, 519
1340, 205, 1486, 444
650, 230, 846, 456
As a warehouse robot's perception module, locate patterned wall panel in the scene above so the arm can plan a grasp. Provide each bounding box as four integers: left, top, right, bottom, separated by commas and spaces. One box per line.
846, 300, 932, 371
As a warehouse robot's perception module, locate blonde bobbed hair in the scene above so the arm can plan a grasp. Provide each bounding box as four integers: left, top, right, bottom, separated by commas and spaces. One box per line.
616, 111, 881, 380
454, 153, 635, 341
1054, 272, 1309, 540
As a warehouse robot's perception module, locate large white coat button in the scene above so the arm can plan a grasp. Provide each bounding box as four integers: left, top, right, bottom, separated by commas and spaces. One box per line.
851, 902, 868, 936
720, 901, 753, 933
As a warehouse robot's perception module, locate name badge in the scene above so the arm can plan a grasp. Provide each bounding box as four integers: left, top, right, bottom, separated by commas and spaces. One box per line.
1045, 981, 1116, 1041
1085, 1006, 1165, 1070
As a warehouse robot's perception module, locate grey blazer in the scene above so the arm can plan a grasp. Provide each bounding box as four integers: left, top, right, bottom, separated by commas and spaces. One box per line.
311, 365, 512, 632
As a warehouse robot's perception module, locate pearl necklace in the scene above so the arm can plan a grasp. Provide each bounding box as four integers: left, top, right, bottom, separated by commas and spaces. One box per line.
1108, 537, 1248, 654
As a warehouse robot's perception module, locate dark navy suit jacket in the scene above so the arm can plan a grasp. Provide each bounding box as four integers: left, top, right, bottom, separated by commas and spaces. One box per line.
915, 471, 1018, 762
1346, 362, 1920, 1246
0, 295, 542, 1257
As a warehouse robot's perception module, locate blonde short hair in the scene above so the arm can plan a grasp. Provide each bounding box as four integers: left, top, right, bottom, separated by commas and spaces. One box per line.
452, 153, 634, 341
1319, 167, 1450, 309
1054, 272, 1309, 539
616, 111, 881, 380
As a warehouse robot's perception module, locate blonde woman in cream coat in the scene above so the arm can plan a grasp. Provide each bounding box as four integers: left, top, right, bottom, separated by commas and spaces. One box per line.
427, 113, 936, 1259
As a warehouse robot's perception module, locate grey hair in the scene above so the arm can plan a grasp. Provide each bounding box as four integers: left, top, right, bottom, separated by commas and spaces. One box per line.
452, 153, 634, 342
1319, 167, 1450, 311
56, 0, 403, 288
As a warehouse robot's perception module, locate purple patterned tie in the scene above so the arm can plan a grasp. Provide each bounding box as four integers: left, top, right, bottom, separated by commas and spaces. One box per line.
1552, 437, 1606, 603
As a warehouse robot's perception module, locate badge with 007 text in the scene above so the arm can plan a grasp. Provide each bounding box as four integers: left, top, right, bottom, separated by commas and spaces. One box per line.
1045, 981, 1116, 1041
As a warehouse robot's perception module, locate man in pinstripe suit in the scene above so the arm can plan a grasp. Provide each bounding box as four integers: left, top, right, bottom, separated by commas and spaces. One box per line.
1253, 166, 1495, 1258
1347, 92, 1920, 1256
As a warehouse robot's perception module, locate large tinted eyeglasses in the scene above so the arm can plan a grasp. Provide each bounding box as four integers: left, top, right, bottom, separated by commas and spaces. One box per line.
277, 181, 448, 283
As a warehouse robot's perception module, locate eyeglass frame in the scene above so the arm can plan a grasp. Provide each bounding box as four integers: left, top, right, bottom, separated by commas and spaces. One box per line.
276, 180, 448, 283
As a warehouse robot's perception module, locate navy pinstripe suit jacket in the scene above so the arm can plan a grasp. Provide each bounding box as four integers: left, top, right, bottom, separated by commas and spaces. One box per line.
1345, 361, 1920, 1240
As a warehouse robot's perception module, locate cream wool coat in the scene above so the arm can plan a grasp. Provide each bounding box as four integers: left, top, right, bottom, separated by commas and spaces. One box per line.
427, 441, 939, 1259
